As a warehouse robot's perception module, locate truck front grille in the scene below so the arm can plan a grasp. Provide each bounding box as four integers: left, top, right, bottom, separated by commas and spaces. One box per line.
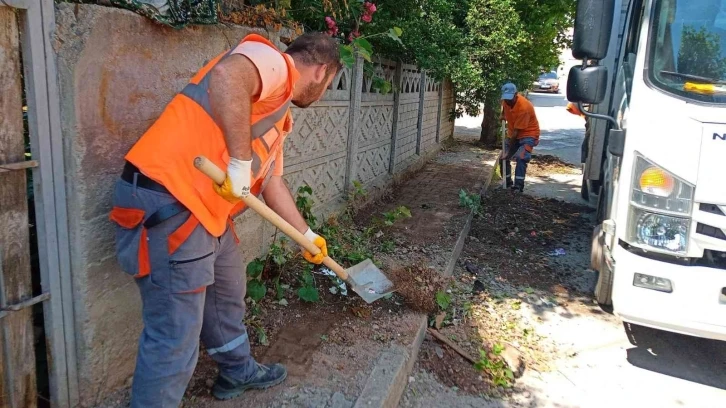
696, 223, 726, 241
699, 203, 725, 216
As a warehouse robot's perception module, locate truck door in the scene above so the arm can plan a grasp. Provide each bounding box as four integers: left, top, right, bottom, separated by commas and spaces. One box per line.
599, 0, 647, 224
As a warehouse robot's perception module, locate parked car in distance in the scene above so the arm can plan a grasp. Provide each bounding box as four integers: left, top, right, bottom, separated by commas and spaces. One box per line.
532, 71, 560, 93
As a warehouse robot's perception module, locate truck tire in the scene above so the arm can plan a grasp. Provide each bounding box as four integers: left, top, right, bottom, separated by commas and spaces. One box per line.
590, 225, 604, 271
591, 225, 613, 306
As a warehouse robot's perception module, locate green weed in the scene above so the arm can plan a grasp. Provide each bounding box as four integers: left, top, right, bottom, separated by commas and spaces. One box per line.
474, 344, 514, 388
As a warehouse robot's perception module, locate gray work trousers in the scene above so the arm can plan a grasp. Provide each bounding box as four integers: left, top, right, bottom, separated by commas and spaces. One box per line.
111, 179, 256, 407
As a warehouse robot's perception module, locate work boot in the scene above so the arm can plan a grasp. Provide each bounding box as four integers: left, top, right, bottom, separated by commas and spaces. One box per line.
212, 363, 287, 400
506, 179, 514, 188
511, 184, 524, 193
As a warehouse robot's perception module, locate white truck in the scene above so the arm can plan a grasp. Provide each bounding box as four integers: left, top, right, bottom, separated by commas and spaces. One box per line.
569, 0, 726, 341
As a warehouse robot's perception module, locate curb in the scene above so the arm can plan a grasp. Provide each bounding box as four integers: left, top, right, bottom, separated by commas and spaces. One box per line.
353, 317, 427, 408
353, 153, 498, 408
444, 153, 497, 279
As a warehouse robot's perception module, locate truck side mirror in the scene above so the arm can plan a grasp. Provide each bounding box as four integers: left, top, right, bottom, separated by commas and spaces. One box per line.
567, 66, 608, 104
572, 0, 615, 60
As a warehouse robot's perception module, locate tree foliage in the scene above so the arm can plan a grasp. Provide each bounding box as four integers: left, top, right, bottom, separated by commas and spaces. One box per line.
460, 0, 575, 144
262, 0, 575, 143
678, 26, 726, 79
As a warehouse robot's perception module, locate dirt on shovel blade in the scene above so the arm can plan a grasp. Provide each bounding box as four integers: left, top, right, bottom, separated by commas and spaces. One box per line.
390, 264, 450, 313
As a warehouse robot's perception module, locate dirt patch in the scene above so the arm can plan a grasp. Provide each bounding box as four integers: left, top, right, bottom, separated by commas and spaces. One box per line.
418, 338, 490, 396
528, 154, 580, 177
177, 140, 495, 406
389, 264, 452, 313
354, 162, 483, 248
470, 187, 593, 291
410, 176, 596, 397
260, 314, 336, 377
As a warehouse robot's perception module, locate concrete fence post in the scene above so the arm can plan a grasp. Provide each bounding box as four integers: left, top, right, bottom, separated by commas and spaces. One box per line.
344, 55, 364, 189
435, 81, 444, 143
388, 61, 403, 175
415, 70, 426, 155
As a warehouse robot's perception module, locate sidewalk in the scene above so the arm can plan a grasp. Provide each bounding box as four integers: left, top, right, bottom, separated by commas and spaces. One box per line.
176, 140, 497, 408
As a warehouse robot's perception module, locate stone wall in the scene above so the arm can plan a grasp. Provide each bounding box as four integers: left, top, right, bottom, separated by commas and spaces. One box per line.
53, 4, 454, 406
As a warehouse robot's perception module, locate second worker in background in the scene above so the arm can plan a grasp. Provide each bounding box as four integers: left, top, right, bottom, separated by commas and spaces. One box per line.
500, 82, 540, 192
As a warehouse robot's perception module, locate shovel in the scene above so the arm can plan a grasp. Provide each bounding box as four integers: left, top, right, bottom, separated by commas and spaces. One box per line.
500, 120, 507, 189
194, 156, 395, 304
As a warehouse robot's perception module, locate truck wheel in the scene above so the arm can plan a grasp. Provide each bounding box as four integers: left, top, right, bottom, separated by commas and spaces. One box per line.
592, 225, 613, 306
590, 225, 604, 271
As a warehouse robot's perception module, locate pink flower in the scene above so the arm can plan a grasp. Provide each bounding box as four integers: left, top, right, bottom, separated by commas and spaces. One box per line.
367, 3, 377, 13
362, 14, 372, 23
325, 16, 339, 36
348, 30, 361, 41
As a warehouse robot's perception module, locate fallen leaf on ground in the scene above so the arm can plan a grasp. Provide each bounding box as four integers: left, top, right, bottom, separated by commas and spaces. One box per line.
435, 312, 447, 329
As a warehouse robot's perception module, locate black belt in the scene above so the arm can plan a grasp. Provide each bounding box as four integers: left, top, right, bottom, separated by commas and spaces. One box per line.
121, 162, 189, 229
122, 162, 170, 194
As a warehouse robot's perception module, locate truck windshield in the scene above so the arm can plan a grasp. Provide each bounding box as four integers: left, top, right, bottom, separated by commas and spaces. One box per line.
648, 0, 726, 104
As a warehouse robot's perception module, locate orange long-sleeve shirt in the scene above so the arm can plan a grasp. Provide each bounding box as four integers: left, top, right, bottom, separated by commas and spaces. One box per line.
502, 94, 540, 139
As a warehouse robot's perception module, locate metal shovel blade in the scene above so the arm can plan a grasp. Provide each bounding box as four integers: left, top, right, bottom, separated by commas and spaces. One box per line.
346, 259, 395, 303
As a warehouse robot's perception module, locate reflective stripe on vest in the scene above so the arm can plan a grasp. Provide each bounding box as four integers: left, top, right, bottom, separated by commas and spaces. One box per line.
180, 70, 291, 174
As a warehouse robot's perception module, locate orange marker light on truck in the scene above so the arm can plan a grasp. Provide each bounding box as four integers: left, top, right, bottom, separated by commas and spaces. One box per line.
639, 167, 675, 197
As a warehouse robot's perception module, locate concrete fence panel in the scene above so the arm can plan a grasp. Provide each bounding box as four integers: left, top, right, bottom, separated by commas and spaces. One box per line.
421, 75, 441, 152
394, 64, 422, 168
355, 59, 396, 187
53, 4, 278, 405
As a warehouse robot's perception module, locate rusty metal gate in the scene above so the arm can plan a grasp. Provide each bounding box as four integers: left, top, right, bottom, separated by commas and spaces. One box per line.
0, 1, 77, 407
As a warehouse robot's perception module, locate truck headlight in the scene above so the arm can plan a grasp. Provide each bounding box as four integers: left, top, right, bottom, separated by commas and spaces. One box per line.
631, 154, 694, 215
628, 154, 694, 254
628, 208, 689, 254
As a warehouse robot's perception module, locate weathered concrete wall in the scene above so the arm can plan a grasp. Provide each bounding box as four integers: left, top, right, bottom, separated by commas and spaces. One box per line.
54, 4, 285, 406
54, 4, 454, 406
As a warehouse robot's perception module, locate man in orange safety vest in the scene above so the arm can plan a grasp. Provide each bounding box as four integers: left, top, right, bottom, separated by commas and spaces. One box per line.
110, 32, 341, 406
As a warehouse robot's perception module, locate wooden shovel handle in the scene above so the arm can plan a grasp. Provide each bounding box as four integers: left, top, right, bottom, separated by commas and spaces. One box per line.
193, 156, 350, 281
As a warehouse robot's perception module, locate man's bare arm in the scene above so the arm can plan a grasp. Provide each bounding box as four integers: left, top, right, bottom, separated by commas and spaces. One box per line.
208, 54, 262, 161
262, 176, 309, 233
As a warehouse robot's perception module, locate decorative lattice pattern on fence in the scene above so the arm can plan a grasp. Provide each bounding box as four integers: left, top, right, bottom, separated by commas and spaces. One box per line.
284, 103, 349, 205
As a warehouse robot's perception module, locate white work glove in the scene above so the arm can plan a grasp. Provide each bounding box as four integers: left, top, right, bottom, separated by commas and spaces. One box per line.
227, 157, 253, 197
212, 158, 252, 203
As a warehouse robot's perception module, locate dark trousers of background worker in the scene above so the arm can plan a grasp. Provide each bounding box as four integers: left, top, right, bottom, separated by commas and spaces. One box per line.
110, 174, 257, 408
501, 137, 539, 191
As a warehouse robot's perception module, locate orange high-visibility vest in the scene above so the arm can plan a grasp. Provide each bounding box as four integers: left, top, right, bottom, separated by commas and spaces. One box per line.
566, 102, 585, 118
126, 34, 298, 237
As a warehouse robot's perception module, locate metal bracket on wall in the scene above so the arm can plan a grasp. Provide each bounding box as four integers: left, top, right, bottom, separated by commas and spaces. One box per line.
0, 253, 51, 316
0, 160, 39, 173
0, 293, 50, 320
